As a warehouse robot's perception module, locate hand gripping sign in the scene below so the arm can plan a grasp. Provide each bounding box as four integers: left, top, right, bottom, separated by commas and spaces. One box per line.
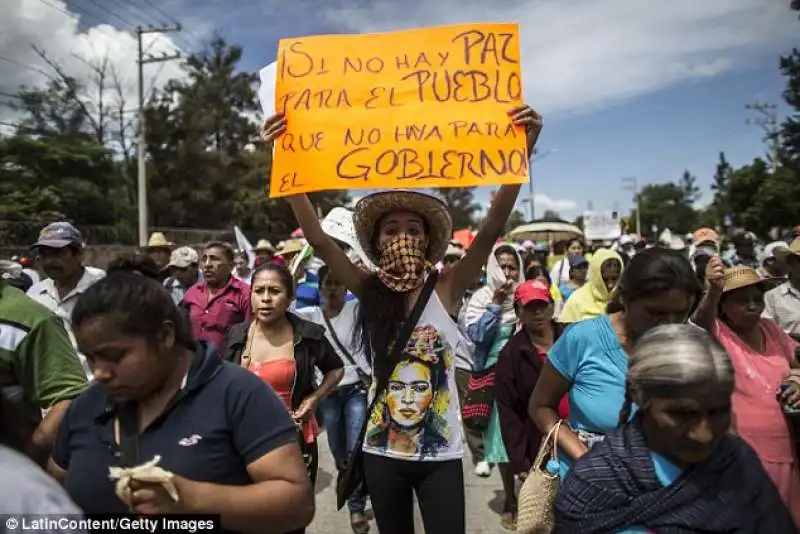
264, 23, 528, 198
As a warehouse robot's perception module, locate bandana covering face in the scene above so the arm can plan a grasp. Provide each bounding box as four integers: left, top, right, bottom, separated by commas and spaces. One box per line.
377, 234, 431, 292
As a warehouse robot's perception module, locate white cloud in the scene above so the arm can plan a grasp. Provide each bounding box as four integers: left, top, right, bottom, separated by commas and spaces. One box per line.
534, 194, 578, 213
315, 0, 796, 116
0, 0, 188, 134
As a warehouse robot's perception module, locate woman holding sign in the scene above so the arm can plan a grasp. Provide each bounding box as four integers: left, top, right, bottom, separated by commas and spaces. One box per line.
262, 104, 541, 534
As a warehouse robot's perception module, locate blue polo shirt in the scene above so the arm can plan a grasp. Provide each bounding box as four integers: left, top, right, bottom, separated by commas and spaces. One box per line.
52, 342, 298, 515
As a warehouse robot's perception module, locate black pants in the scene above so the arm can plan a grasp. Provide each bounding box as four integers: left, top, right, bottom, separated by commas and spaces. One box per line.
363, 452, 465, 534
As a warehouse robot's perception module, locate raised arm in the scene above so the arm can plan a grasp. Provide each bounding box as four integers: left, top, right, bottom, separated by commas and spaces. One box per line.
262, 114, 367, 297
692, 254, 724, 332
443, 105, 541, 307
286, 194, 367, 297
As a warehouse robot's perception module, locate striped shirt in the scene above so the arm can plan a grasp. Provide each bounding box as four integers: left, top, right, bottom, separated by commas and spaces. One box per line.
0, 284, 87, 422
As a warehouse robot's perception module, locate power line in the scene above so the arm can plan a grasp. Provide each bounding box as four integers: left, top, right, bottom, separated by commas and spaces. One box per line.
129, 0, 204, 51
105, 0, 165, 28
83, 0, 140, 30
0, 55, 52, 78
36, 0, 105, 27
135, 0, 181, 26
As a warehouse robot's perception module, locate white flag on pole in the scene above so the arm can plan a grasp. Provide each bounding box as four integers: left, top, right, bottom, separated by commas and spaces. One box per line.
233, 226, 255, 270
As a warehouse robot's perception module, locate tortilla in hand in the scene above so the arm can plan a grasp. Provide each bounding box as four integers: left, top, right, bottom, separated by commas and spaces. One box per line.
108, 455, 180, 505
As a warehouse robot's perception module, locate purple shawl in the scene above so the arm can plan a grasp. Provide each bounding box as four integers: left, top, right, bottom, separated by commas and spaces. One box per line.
554, 422, 797, 533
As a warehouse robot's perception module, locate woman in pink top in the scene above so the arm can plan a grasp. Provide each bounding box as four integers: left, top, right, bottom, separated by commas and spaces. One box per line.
220, 262, 345, 534
694, 260, 800, 525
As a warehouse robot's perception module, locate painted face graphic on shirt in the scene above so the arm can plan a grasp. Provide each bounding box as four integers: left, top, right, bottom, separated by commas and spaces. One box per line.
387, 361, 434, 427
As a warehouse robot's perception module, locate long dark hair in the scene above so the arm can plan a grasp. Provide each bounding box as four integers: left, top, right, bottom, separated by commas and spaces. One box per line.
107, 253, 160, 280
251, 261, 295, 296
524, 264, 552, 284
72, 273, 195, 350
354, 214, 430, 375
606, 248, 701, 314
355, 274, 403, 371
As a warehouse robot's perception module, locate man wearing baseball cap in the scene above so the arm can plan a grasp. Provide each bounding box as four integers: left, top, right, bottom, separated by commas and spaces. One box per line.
693, 227, 720, 250
164, 246, 200, 305
764, 239, 800, 341
27, 222, 104, 381
559, 254, 589, 301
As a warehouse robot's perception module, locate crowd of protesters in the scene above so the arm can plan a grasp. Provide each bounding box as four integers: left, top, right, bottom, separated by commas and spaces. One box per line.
1, 103, 799, 533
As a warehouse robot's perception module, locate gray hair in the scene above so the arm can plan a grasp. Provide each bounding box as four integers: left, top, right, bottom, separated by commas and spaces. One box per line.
618, 324, 735, 425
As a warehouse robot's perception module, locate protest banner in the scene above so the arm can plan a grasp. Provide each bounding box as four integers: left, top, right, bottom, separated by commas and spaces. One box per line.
583, 211, 622, 241
269, 23, 527, 198
258, 62, 277, 116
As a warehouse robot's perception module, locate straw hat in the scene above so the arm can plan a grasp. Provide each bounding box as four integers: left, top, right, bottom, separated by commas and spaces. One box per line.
146, 232, 173, 249
354, 190, 452, 265
773, 238, 800, 264
444, 244, 465, 259
275, 239, 305, 257
254, 239, 275, 253
722, 265, 771, 293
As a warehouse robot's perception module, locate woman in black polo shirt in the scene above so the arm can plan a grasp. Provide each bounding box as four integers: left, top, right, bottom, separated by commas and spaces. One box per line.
47, 274, 314, 534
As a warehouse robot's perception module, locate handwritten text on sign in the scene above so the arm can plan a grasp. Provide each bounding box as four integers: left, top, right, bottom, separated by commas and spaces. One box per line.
270, 23, 527, 198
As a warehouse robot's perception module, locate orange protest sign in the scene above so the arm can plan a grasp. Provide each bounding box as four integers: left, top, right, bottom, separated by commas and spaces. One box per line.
270, 23, 527, 198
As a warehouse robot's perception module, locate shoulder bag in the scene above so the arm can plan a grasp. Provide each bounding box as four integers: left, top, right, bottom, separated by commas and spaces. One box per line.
462, 364, 496, 432
335, 271, 438, 510
322, 310, 371, 389
516, 420, 563, 534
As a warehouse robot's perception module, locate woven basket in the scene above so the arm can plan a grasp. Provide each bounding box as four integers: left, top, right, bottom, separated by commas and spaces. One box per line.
516, 420, 562, 534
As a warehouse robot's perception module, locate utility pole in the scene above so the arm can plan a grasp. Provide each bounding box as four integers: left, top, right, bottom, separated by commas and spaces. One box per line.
745, 102, 779, 174
523, 148, 557, 221
622, 177, 640, 236
137, 24, 182, 247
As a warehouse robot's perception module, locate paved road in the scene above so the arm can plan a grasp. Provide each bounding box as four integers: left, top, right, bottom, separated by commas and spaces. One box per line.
306, 431, 507, 534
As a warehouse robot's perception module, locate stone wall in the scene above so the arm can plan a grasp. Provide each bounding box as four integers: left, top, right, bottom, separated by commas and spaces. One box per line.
0, 244, 206, 269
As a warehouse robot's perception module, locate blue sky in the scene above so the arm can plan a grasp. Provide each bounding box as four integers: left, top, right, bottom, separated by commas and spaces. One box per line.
180, 0, 797, 220
4, 0, 797, 222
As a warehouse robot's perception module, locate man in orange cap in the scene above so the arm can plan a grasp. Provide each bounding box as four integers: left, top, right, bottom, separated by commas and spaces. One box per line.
693, 227, 720, 251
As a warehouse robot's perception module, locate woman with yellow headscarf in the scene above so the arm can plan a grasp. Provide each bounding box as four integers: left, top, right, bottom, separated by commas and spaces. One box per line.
558, 249, 624, 323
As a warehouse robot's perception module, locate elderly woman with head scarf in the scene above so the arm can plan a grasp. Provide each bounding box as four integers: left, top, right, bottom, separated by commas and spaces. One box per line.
558, 248, 624, 324
554, 324, 796, 533
462, 243, 524, 529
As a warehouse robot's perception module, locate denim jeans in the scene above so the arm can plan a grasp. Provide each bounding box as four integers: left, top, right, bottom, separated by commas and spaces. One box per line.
319, 382, 368, 513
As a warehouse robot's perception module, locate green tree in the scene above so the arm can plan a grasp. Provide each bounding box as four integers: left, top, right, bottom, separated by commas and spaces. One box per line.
0, 68, 134, 244
540, 210, 562, 221
710, 152, 732, 225
435, 187, 480, 229
712, 2, 800, 238
726, 158, 769, 230
678, 170, 700, 203
677, 170, 700, 230
636, 182, 696, 236
144, 37, 261, 229
504, 210, 526, 233
778, 0, 800, 166
145, 36, 348, 241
